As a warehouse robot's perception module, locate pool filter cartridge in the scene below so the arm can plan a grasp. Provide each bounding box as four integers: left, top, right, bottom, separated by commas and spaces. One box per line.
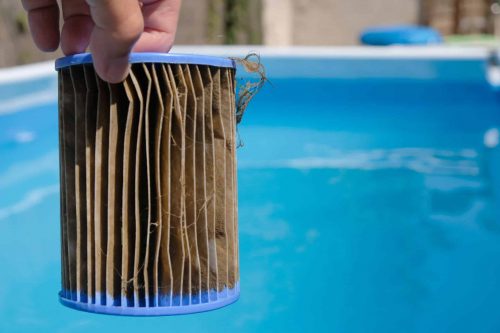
55, 53, 240, 316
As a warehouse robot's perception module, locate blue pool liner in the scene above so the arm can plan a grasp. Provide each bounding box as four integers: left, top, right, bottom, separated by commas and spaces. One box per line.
360, 25, 443, 46
59, 283, 240, 316
55, 52, 236, 70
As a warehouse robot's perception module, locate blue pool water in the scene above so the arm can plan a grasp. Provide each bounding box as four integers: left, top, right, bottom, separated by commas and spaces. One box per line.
1, 55, 500, 332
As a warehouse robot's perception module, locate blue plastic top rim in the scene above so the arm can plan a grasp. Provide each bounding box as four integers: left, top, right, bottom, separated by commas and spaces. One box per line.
55, 52, 236, 70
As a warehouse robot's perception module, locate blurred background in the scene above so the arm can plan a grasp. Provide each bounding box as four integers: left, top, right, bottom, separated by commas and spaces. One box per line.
2, 0, 500, 67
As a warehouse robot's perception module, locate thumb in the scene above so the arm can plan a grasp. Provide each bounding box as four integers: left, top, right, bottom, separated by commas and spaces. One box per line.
86, 0, 144, 83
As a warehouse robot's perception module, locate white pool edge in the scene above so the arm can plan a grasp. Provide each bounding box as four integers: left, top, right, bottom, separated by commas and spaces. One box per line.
0, 60, 54, 85
0, 46, 494, 84
173, 45, 493, 59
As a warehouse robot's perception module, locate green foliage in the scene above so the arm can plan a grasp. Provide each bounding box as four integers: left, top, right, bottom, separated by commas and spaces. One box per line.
225, 0, 262, 45
15, 11, 28, 34
208, 0, 262, 45
208, 0, 225, 44
224, 0, 239, 44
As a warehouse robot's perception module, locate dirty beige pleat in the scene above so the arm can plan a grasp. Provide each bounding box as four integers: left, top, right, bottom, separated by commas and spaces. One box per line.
221, 69, 236, 289
70, 66, 88, 302
121, 77, 139, 306
83, 65, 97, 303
94, 75, 110, 305
128, 69, 145, 307
61, 69, 77, 299
58, 71, 69, 297
176, 65, 194, 303
149, 64, 164, 306
166, 65, 187, 303
183, 65, 202, 300
229, 70, 240, 282
211, 67, 229, 292
106, 83, 127, 306
150, 65, 164, 306
192, 65, 210, 295
135, 64, 154, 307
200, 67, 218, 294
159, 65, 174, 304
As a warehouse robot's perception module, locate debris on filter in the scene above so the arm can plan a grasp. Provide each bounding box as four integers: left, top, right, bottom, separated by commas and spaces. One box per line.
231, 53, 268, 124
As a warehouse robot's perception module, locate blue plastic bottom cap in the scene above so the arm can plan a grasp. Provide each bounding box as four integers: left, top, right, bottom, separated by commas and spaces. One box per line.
59, 283, 240, 316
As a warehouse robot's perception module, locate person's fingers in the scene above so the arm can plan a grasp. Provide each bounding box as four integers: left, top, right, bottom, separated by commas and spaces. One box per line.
21, 0, 60, 51
133, 0, 181, 52
61, 0, 94, 55
86, 0, 144, 83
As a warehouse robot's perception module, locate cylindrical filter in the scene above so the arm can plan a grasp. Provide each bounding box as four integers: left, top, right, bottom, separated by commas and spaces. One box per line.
55, 53, 239, 316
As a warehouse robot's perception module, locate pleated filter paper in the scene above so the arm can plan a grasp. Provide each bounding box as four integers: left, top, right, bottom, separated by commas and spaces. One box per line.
55, 53, 248, 316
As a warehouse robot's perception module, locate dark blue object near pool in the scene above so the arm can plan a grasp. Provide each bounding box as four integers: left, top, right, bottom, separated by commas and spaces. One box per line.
360, 25, 443, 46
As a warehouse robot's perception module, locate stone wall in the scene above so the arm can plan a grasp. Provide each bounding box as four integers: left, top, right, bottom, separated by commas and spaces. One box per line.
0, 0, 262, 68
0, 0, 495, 68
0, 1, 60, 67
422, 0, 492, 35
292, 0, 420, 45
177, 0, 261, 45
261, 0, 494, 46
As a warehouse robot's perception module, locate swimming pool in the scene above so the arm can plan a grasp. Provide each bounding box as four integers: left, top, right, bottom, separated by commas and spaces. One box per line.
1, 46, 500, 333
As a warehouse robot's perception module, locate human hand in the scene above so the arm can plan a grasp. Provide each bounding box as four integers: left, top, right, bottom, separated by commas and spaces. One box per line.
22, 0, 182, 83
